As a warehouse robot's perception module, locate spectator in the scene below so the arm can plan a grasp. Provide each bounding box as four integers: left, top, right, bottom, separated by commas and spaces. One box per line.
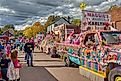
1, 42, 5, 55
5, 43, 11, 57
0, 54, 11, 81
0, 43, 4, 50
7, 50, 21, 81
24, 39, 34, 67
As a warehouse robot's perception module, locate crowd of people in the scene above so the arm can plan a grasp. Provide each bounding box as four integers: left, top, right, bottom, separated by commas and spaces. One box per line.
0, 37, 36, 81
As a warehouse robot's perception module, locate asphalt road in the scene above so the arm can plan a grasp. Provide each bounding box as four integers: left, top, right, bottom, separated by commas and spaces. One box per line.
18, 49, 91, 81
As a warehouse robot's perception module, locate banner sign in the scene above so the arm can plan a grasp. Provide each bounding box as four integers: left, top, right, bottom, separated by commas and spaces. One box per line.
81, 10, 111, 30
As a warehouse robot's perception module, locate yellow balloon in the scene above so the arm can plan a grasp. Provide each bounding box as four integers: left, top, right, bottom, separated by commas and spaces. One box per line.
80, 2, 86, 10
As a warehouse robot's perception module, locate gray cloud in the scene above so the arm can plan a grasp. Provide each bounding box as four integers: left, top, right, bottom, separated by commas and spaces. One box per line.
0, 0, 120, 30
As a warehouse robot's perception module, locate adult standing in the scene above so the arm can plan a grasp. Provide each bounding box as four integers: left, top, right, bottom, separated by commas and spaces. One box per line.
30, 37, 35, 52
0, 54, 11, 81
24, 39, 34, 67
0, 42, 4, 50
0, 42, 5, 55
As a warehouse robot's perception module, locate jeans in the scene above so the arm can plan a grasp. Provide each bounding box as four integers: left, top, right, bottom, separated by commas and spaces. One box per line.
26, 53, 33, 66
25, 53, 27, 60
1, 68, 8, 81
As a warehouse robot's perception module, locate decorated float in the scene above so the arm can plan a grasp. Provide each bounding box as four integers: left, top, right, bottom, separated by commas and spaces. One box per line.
55, 11, 121, 81
56, 29, 121, 81
36, 33, 44, 43
53, 24, 81, 42
40, 33, 55, 53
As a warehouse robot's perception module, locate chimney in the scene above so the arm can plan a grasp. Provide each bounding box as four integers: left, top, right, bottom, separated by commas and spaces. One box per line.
68, 16, 71, 23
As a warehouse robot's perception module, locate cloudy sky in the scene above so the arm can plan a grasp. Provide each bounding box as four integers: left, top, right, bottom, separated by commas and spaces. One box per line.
0, 0, 121, 30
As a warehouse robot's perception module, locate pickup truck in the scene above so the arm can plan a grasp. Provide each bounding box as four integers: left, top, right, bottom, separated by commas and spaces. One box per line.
56, 30, 121, 81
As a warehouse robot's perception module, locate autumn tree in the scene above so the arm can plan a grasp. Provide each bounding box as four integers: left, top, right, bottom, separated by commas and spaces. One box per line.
33, 21, 44, 33
23, 26, 32, 38
23, 15, 61, 38
23, 21, 44, 38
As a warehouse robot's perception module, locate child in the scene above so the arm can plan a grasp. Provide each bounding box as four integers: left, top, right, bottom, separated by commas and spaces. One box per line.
0, 54, 11, 81
7, 50, 21, 81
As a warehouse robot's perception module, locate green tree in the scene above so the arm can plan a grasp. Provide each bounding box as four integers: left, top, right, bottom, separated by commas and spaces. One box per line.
2, 24, 15, 31
0, 28, 3, 35
71, 19, 81, 26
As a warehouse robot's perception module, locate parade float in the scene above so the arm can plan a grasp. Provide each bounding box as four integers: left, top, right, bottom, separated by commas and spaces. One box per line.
40, 33, 55, 53
52, 24, 81, 58
53, 24, 81, 42
36, 33, 44, 43
55, 11, 121, 81
41, 24, 81, 54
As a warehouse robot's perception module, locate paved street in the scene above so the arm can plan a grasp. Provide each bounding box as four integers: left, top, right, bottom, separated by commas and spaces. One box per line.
18, 49, 91, 81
